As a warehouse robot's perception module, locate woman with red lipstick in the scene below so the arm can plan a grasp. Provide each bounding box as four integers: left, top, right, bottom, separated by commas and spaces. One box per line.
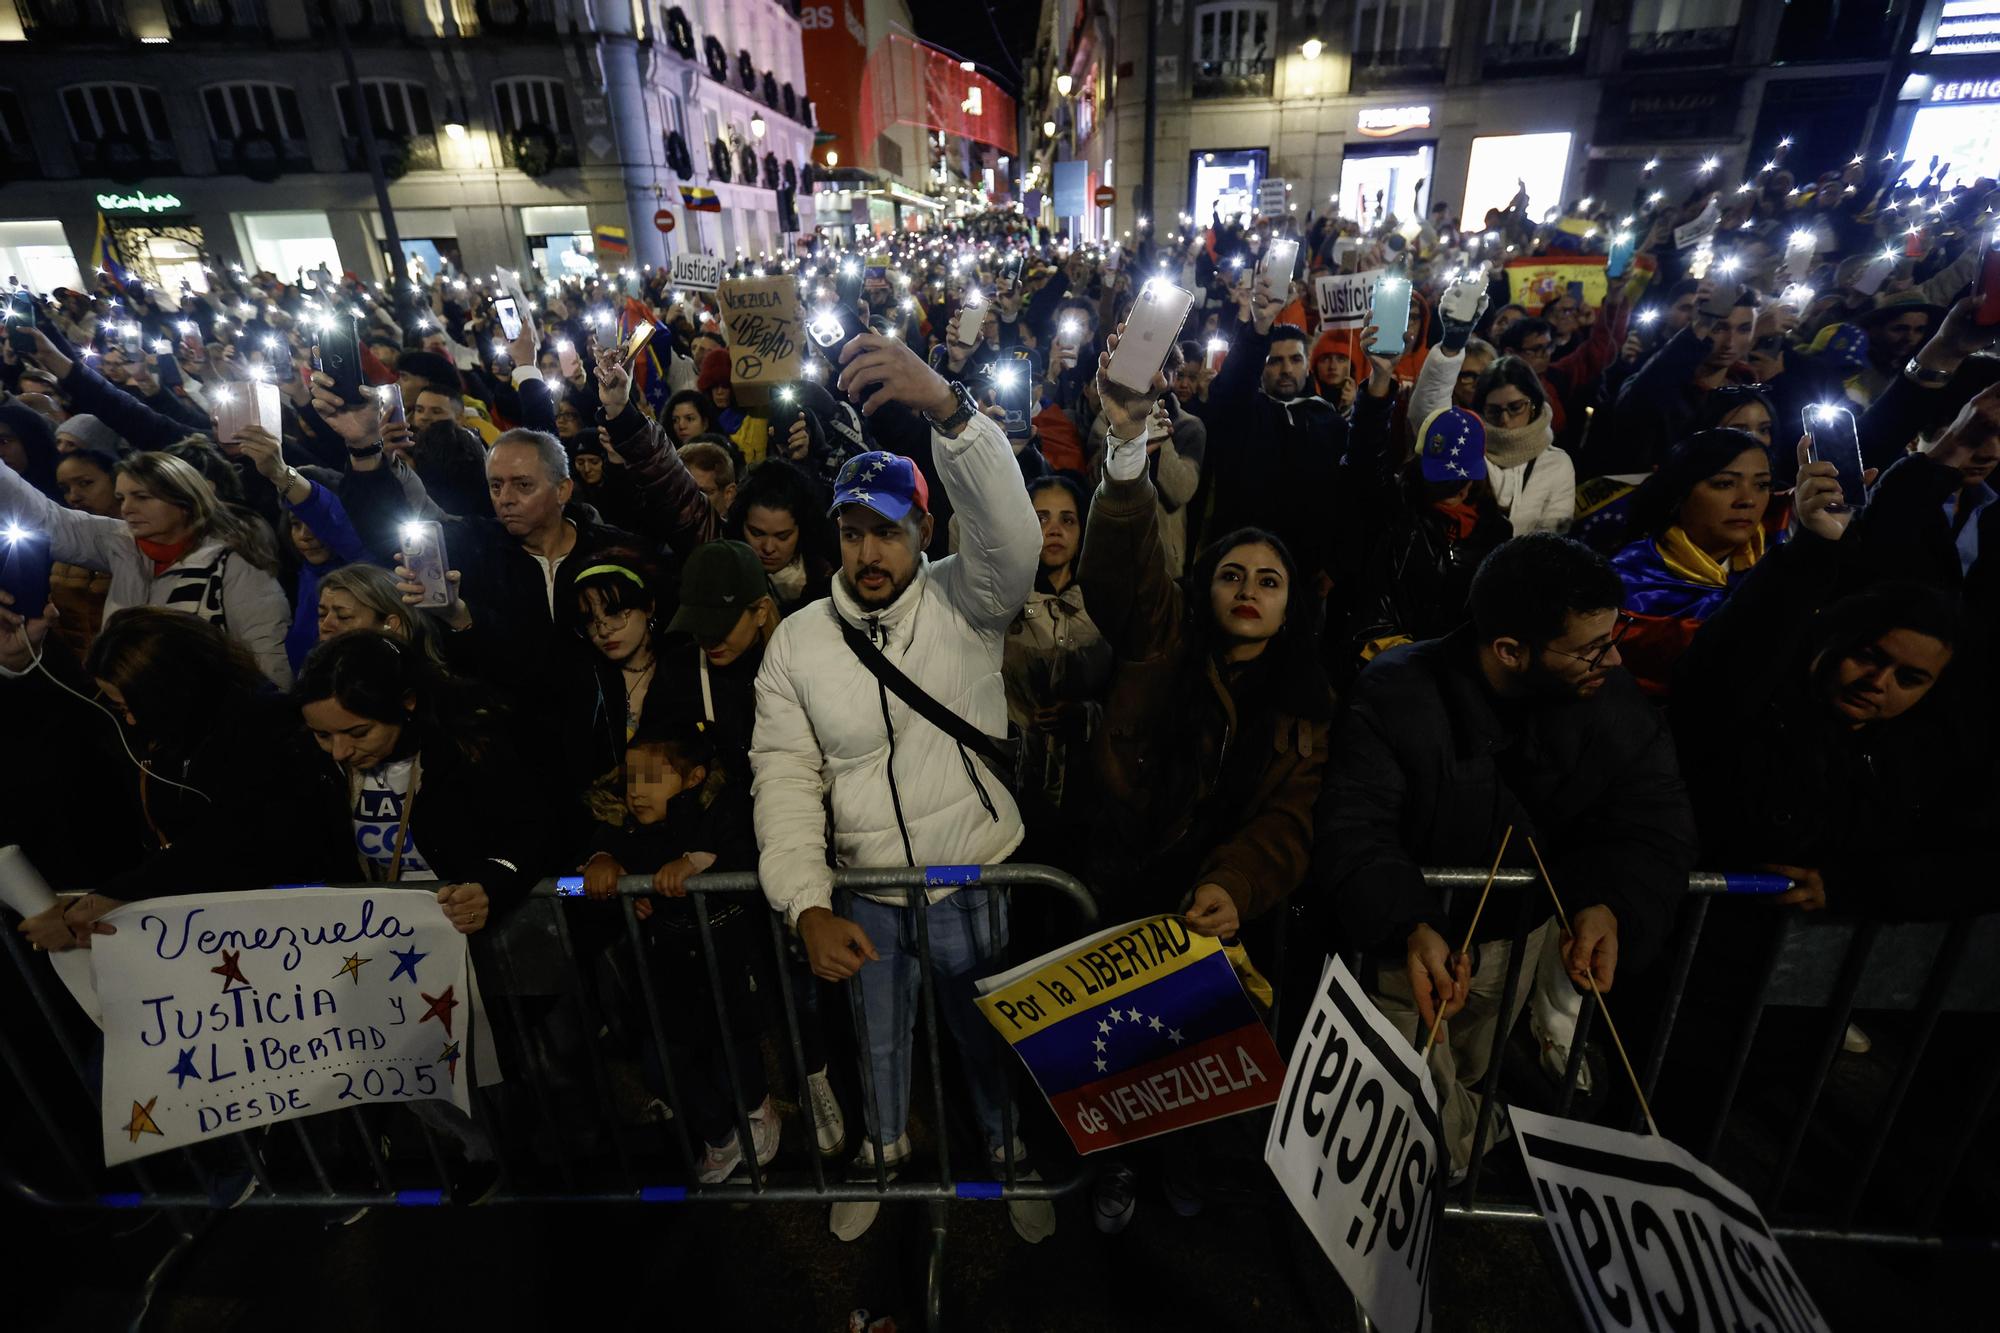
1610, 429, 1785, 697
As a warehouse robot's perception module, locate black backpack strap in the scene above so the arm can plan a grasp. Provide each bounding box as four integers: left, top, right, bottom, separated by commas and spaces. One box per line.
833, 607, 1011, 768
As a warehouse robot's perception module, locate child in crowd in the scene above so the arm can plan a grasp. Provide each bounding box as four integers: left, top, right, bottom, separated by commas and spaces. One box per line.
581, 717, 776, 1183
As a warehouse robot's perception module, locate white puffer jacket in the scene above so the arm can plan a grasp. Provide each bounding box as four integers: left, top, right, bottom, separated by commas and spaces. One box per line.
751, 411, 1041, 925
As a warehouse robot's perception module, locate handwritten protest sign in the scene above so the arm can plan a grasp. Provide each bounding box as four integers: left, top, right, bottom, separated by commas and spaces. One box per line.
1503, 255, 1609, 309
1315, 268, 1383, 329
976, 915, 1284, 1154
671, 252, 723, 293
1265, 957, 1443, 1333
1511, 1108, 1831, 1333
93, 887, 478, 1166
717, 275, 801, 401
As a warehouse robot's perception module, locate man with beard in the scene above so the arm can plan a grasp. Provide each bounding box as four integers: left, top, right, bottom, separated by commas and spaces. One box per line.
1204, 268, 1349, 581
1314, 533, 1696, 1175
748, 332, 1052, 1246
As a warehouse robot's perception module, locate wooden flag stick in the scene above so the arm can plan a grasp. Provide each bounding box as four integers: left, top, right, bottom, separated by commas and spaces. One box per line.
1526, 835, 1660, 1137
1421, 825, 1514, 1058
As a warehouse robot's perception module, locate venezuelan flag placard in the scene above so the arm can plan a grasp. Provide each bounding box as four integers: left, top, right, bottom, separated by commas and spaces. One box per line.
976, 915, 1285, 1154
680, 185, 721, 214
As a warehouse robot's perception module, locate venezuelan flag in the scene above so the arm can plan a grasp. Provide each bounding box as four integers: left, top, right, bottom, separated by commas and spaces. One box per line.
90, 213, 132, 286
976, 915, 1285, 1154
680, 186, 721, 214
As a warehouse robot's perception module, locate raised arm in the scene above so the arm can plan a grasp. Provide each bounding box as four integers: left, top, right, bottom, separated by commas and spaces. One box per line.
0, 441, 131, 572
598, 356, 718, 555
30, 331, 189, 451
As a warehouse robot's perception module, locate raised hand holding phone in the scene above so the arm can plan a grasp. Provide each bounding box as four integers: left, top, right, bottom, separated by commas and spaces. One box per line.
1804, 403, 1867, 509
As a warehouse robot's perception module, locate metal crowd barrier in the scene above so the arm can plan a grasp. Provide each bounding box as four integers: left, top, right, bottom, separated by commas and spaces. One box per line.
1364, 869, 2000, 1253
4, 862, 1996, 1331
0, 863, 1099, 1333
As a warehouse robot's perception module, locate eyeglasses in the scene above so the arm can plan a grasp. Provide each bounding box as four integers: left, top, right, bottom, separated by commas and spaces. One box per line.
1543, 612, 1635, 670
1518, 340, 1552, 356
578, 606, 643, 635
1482, 398, 1537, 424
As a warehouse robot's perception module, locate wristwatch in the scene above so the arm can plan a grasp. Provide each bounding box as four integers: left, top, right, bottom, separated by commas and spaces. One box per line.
1904, 356, 1951, 388
924, 379, 978, 436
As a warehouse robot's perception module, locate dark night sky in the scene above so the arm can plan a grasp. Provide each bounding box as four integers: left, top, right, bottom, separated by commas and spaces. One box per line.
906, 0, 1038, 95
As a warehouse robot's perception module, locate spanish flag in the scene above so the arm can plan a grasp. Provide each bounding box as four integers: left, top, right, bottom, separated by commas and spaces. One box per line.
90, 213, 132, 285
680, 185, 721, 213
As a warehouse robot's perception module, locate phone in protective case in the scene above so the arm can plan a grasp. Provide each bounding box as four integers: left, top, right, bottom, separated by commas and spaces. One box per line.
1368, 272, 1415, 358
1105, 281, 1195, 394
1260, 238, 1300, 288
808, 302, 869, 369
400, 520, 452, 609
494, 296, 522, 341
955, 289, 986, 347
999, 253, 1024, 293
6, 291, 35, 355
313, 314, 365, 405
376, 382, 406, 426
1805, 404, 1867, 509
557, 340, 581, 378
0, 521, 52, 616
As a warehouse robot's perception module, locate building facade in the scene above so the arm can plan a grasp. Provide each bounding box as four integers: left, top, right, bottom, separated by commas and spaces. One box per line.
0, 0, 816, 290
1026, 0, 1950, 244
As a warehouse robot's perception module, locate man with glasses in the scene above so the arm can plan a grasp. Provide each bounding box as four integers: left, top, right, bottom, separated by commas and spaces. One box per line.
1498, 277, 1632, 451
1315, 532, 1697, 1175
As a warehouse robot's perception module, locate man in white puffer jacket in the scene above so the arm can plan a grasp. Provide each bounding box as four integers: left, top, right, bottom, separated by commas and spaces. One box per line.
750, 332, 1051, 1243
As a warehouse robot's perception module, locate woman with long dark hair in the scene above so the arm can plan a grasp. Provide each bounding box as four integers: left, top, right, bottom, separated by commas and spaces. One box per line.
723, 461, 837, 615
1611, 428, 1781, 697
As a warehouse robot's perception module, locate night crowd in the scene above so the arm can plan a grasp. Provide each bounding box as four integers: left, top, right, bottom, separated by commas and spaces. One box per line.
2, 145, 1997, 1241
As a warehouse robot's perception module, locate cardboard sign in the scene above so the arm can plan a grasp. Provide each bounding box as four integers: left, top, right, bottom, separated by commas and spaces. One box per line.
717, 275, 802, 395
1258, 177, 1290, 218
1503, 256, 1609, 309
1512, 1108, 1831, 1333
212, 380, 282, 445
93, 887, 483, 1165
976, 915, 1285, 1154
1265, 957, 1444, 1333
1315, 268, 1384, 329
671, 253, 723, 293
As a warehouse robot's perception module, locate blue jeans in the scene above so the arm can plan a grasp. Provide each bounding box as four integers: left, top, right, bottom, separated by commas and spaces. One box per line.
840, 887, 1014, 1158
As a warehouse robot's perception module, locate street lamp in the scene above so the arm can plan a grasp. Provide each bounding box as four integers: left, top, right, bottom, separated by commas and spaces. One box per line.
1301, 38, 1324, 60
443, 122, 467, 141
1055, 73, 1073, 97
751, 113, 766, 140
1043, 120, 1057, 137
825, 149, 839, 167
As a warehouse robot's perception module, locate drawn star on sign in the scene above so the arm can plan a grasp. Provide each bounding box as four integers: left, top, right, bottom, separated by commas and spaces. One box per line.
440, 1041, 461, 1080
169, 1047, 201, 1088
387, 945, 428, 984
210, 949, 250, 992
332, 953, 370, 985
124, 1096, 164, 1143
419, 985, 459, 1037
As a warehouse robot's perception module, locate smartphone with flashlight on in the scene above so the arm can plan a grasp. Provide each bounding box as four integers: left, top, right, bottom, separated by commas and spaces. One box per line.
985, 354, 1032, 434
955, 288, 986, 348
1205, 337, 1229, 372
0, 520, 52, 618
1259, 237, 1300, 290
147, 341, 181, 390
1105, 280, 1195, 394
376, 382, 406, 427
400, 519, 452, 608
807, 302, 869, 371
313, 313, 366, 405
556, 339, 581, 379
1368, 271, 1415, 359
494, 296, 522, 342
7, 291, 36, 356
999, 252, 1024, 293
1605, 232, 1637, 280
1805, 404, 1867, 510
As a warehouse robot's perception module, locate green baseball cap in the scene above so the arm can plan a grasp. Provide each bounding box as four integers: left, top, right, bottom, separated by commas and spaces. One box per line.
667, 540, 770, 644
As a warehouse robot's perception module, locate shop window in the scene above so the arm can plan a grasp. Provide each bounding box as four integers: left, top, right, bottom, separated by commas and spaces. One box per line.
1191, 2, 1277, 99
61, 82, 179, 177
1352, 0, 1454, 87
1773, 0, 1904, 64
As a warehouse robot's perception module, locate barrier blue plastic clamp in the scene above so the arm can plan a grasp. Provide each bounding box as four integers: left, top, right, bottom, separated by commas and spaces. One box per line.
1722, 874, 1795, 895
924, 865, 983, 887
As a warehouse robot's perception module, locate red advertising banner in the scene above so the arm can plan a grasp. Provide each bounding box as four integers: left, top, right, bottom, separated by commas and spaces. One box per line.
858, 32, 1018, 158
801, 0, 870, 166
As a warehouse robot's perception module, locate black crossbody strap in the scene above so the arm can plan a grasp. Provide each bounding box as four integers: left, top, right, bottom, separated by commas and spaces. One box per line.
833, 608, 1011, 767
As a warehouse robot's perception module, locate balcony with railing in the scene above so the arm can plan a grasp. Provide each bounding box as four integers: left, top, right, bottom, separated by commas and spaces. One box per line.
1623, 24, 1735, 67
211, 134, 314, 177
1191, 56, 1275, 99
341, 133, 443, 177
1350, 45, 1450, 90
73, 135, 180, 181
14, 0, 128, 41
1482, 0, 1589, 76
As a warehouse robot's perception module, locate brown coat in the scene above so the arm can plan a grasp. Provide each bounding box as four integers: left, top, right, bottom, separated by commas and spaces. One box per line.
1080, 471, 1332, 922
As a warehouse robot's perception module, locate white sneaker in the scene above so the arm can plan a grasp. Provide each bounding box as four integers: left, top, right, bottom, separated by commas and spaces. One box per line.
994, 1143, 1055, 1244
830, 1133, 909, 1242
696, 1098, 781, 1184
806, 1067, 846, 1159
1843, 1022, 1872, 1055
